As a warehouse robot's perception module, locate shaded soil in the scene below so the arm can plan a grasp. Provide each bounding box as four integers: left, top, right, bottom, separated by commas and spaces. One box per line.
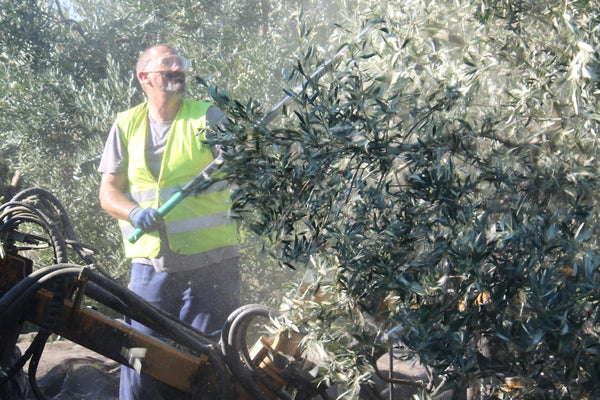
16, 335, 119, 400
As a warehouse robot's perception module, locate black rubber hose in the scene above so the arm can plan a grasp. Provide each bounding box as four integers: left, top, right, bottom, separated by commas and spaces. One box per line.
221, 304, 294, 400
0, 215, 53, 252
0, 265, 236, 398
2, 188, 98, 267
1, 198, 76, 400
27, 274, 71, 400
89, 271, 217, 348
220, 303, 267, 354
0, 328, 53, 400
0, 270, 73, 347
0, 264, 215, 354
83, 281, 129, 315
0, 201, 69, 264
1, 265, 216, 354
0, 264, 77, 319
10, 188, 76, 242
226, 305, 274, 371
0, 330, 44, 387
27, 329, 52, 400
222, 304, 330, 400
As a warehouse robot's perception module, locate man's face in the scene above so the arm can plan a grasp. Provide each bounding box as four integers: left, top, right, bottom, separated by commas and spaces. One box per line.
142, 49, 188, 94
156, 69, 186, 94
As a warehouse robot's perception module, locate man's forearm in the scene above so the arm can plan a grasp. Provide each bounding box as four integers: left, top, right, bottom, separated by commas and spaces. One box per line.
99, 173, 137, 220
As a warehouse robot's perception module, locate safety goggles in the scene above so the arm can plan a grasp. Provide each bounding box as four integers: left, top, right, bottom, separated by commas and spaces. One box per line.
143, 54, 189, 73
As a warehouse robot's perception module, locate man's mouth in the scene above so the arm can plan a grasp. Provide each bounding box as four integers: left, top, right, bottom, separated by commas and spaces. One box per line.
165, 72, 185, 81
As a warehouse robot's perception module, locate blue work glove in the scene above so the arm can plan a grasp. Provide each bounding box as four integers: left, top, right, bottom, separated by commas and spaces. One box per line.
128, 206, 163, 232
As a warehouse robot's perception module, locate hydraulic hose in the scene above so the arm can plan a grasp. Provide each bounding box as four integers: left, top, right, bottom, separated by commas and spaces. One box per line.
0, 189, 89, 400
11, 188, 80, 254
0, 202, 69, 264
221, 304, 331, 400
0, 264, 78, 318
221, 304, 327, 400
1, 188, 102, 270
221, 304, 281, 400
0, 267, 73, 400
0, 264, 236, 399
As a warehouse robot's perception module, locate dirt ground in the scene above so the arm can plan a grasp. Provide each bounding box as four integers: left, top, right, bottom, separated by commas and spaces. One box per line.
16, 335, 120, 400
14, 334, 427, 399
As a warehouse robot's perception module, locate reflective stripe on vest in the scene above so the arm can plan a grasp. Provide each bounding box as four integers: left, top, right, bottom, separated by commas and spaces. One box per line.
127, 180, 229, 205
116, 99, 237, 258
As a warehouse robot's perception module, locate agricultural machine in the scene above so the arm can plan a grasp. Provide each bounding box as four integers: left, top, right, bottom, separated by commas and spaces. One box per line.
0, 188, 412, 399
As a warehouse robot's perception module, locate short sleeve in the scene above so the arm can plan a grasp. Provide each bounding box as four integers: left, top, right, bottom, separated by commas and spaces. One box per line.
98, 120, 128, 174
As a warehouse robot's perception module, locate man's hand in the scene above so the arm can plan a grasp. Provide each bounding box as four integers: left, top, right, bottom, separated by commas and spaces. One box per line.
128, 206, 163, 232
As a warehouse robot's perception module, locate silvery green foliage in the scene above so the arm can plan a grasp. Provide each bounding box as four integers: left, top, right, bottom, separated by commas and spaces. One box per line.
213, 1, 600, 398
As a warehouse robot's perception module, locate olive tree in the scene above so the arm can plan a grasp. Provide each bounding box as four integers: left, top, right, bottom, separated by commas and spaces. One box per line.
213, 0, 600, 398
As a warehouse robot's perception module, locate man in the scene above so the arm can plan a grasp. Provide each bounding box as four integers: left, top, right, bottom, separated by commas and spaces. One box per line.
98, 44, 240, 400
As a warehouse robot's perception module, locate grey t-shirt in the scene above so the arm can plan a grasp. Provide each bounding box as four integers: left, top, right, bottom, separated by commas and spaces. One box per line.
98, 105, 235, 272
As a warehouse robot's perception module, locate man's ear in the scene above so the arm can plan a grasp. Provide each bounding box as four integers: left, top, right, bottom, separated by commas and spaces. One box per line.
138, 72, 150, 86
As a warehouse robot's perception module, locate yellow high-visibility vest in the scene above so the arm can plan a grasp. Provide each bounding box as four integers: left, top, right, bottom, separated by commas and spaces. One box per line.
116, 99, 237, 259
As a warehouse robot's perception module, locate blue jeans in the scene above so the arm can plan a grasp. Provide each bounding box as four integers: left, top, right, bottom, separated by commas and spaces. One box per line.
119, 259, 240, 400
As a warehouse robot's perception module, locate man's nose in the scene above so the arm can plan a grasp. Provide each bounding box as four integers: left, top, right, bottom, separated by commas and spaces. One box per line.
170, 62, 185, 72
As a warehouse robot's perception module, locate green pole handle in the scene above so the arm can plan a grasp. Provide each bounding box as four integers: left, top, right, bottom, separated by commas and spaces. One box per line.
127, 191, 184, 243
125, 156, 223, 244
